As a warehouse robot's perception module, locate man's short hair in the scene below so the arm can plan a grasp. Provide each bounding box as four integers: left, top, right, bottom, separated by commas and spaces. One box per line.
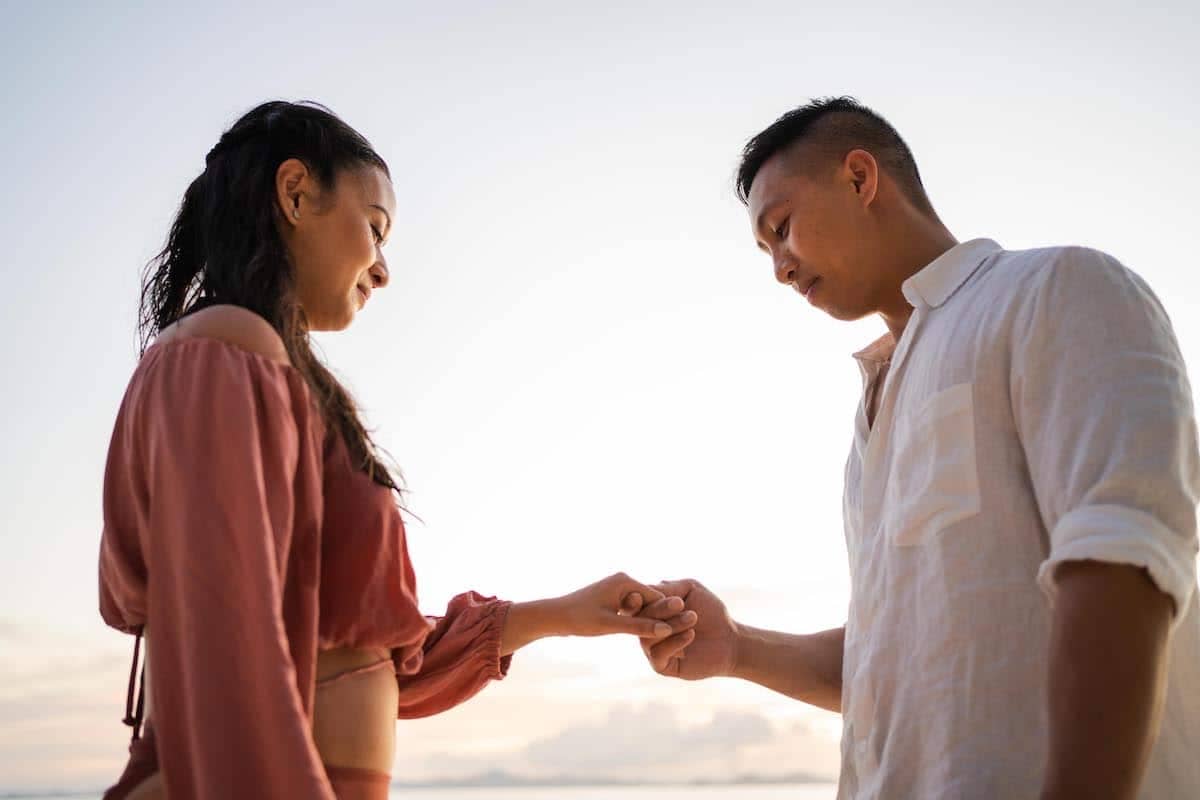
735, 96, 935, 215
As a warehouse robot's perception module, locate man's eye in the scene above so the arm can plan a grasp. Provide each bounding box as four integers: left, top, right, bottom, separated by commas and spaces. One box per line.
371, 225, 384, 244
774, 219, 789, 240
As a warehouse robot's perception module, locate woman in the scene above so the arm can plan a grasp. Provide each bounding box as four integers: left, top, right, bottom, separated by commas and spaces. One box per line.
97, 101, 699, 799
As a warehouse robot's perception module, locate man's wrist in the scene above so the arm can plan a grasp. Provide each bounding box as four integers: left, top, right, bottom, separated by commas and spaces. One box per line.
728, 620, 752, 679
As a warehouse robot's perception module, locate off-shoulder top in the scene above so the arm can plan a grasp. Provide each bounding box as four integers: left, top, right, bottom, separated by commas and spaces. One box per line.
98, 336, 512, 799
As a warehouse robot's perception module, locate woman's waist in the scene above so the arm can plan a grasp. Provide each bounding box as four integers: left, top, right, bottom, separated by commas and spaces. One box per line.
313, 646, 399, 775
317, 645, 393, 682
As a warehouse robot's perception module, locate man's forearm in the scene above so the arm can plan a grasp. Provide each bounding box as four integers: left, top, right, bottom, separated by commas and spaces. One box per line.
731, 624, 844, 712
1041, 561, 1173, 800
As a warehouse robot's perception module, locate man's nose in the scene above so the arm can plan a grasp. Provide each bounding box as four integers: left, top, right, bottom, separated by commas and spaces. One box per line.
773, 252, 797, 286
369, 257, 389, 289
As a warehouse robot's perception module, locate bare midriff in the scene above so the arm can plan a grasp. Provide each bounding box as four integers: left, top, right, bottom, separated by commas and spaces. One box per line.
312, 646, 398, 774
126, 643, 396, 797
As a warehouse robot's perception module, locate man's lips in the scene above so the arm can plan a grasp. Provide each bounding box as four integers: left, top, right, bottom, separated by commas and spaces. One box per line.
795, 277, 819, 298
356, 284, 371, 305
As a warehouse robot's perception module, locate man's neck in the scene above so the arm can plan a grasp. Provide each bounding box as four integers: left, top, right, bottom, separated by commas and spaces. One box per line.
877, 218, 959, 341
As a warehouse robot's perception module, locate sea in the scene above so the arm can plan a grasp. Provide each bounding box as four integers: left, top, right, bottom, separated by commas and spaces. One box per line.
2, 785, 838, 800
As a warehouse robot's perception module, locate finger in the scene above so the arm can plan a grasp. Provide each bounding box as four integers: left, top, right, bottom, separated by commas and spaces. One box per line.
650, 629, 695, 661
606, 612, 673, 639
619, 592, 645, 616
650, 629, 695, 671
652, 579, 696, 599
636, 595, 685, 620
643, 585, 666, 603
664, 610, 698, 633
609, 573, 666, 608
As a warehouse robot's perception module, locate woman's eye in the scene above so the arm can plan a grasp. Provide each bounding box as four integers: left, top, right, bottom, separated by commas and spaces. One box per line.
371, 225, 384, 244
774, 219, 789, 240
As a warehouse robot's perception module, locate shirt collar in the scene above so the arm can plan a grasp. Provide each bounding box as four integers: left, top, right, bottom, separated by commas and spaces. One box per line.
851, 332, 897, 386
900, 238, 1003, 310
853, 332, 896, 365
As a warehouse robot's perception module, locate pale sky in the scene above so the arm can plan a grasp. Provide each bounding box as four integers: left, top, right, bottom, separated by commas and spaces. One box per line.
1, 0, 1198, 791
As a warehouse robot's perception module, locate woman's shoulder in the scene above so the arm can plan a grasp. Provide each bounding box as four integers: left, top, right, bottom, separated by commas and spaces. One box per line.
114, 305, 323, 442
150, 304, 291, 367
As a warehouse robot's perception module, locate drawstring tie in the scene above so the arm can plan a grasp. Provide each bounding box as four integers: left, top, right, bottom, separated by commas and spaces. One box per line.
122, 626, 146, 743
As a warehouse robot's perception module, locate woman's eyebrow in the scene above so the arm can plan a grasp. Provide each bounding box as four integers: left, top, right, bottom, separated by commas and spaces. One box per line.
369, 204, 392, 236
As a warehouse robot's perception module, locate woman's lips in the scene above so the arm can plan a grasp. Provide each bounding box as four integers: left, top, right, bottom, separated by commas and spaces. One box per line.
356, 285, 370, 306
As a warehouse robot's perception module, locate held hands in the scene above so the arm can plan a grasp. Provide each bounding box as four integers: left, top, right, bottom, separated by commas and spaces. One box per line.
632, 579, 739, 681
556, 572, 697, 639
501, 572, 700, 655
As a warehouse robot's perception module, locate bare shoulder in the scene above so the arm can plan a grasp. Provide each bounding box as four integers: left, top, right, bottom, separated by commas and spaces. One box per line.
155, 305, 291, 366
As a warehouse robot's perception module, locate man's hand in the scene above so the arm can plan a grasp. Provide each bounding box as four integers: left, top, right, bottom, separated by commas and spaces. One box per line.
635, 579, 738, 680
633, 579, 845, 711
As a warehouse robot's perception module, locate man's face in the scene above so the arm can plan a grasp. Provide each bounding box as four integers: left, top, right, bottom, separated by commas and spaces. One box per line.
746, 149, 885, 321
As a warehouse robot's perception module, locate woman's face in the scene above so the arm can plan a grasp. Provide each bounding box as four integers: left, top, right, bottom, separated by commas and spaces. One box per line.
277, 160, 395, 331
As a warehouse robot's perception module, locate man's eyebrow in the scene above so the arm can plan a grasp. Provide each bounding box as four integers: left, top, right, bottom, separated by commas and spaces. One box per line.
370, 204, 392, 236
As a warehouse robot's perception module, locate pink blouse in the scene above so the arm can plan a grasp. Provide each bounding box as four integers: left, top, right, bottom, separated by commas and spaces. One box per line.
98, 337, 512, 799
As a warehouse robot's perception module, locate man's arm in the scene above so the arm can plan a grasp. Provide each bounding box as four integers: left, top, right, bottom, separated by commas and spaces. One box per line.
1041, 560, 1173, 800
1006, 250, 1198, 798
638, 579, 844, 713
733, 624, 843, 712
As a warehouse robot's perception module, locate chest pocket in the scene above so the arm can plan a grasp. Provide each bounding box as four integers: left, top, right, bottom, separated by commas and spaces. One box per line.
884, 381, 981, 546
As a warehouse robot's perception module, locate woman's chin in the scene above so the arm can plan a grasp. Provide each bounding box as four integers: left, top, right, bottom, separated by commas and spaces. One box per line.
307, 305, 357, 333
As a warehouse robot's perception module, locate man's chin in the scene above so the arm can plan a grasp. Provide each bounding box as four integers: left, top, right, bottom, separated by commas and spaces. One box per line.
824, 303, 873, 323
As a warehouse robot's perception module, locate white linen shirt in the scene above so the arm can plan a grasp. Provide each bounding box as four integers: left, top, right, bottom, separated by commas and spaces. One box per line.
838, 239, 1200, 799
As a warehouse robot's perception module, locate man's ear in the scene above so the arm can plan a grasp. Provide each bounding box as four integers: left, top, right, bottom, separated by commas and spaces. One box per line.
843, 148, 879, 208
275, 158, 312, 228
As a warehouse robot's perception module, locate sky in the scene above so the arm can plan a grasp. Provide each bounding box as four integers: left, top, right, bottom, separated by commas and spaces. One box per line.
1, 0, 1198, 791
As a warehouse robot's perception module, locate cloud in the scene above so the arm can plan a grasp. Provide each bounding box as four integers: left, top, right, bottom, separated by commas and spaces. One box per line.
0, 618, 30, 642
0, 639, 843, 791
0, 637, 133, 791
413, 703, 839, 783
525, 704, 770, 772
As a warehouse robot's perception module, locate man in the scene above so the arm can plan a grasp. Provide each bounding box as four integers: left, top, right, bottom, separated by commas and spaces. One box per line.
639, 97, 1200, 798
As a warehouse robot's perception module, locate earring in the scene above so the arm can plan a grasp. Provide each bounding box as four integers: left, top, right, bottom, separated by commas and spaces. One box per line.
292, 208, 300, 219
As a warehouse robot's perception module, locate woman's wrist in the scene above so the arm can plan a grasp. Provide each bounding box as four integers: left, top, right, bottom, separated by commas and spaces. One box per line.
500, 597, 569, 655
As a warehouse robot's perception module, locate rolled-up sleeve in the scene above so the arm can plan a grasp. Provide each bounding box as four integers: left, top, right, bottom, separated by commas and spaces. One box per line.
1010, 248, 1200, 623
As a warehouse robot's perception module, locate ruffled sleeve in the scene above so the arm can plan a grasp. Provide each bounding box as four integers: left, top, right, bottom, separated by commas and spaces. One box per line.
98, 338, 333, 800
392, 592, 513, 719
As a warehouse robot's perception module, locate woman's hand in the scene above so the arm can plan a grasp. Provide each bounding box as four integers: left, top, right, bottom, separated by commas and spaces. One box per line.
500, 572, 699, 655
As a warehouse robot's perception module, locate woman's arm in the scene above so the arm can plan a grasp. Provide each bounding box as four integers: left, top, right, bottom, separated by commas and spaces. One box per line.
394, 575, 695, 719
116, 334, 334, 799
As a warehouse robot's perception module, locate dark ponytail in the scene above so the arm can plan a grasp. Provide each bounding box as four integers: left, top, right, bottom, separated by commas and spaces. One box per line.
141, 172, 211, 336
139, 100, 401, 492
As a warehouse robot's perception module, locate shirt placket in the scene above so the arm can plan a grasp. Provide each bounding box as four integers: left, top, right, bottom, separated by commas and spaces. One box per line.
847, 307, 927, 788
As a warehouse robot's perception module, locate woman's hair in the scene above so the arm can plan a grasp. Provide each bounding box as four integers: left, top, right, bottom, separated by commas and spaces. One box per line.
140, 100, 401, 491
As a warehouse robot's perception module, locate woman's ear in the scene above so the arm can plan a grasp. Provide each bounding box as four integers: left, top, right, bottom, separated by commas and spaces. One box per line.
275, 158, 311, 228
